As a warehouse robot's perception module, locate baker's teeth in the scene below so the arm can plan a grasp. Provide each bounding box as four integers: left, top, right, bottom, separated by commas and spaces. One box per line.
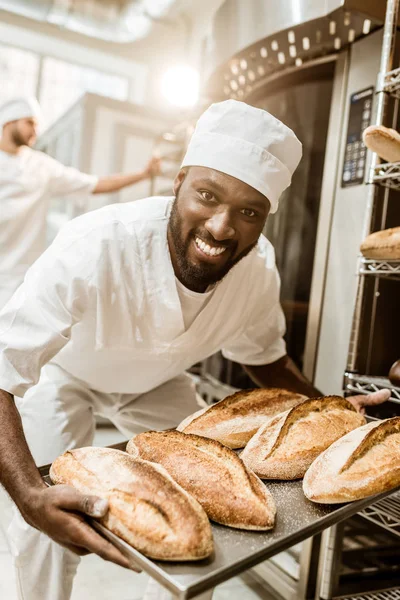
195, 237, 226, 256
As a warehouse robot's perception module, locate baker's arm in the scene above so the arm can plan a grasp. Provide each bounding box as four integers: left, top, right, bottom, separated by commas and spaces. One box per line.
242, 354, 390, 412
92, 156, 161, 194
243, 354, 321, 397
0, 389, 132, 569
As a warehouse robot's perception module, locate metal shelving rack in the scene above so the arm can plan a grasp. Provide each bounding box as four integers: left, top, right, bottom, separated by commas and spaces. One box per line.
359, 258, 400, 278
335, 590, 400, 600
317, 0, 400, 598
359, 490, 400, 537
344, 373, 400, 403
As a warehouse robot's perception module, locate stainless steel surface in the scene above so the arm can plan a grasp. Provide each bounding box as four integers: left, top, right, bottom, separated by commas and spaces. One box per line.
204, 0, 384, 101
314, 29, 383, 394
317, 524, 345, 600
0, 0, 177, 42
41, 452, 400, 600
347, 0, 400, 373
303, 52, 349, 381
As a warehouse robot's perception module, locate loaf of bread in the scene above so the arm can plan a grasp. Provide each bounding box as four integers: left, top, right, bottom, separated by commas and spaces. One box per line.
177, 388, 308, 449
240, 396, 366, 480
362, 125, 400, 163
389, 360, 400, 386
127, 430, 276, 530
50, 447, 213, 561
303, 417, 400, 503
360, 227, 400, 260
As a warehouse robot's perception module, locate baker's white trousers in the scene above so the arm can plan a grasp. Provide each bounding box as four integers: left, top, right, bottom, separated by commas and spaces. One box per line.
7, 362, 203, 600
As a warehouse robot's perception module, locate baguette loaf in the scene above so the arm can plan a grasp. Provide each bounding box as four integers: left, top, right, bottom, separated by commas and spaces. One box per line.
127, 430, 276, 530
362, 125, 400, 163
360, 227, 400, 260
50, 447, 213, 561
177, 388, 307, 449
303, 417, 400, 503
241, 397, 366, 480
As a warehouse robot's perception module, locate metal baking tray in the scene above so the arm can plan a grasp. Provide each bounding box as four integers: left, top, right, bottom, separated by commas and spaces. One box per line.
40, 442, 400, 599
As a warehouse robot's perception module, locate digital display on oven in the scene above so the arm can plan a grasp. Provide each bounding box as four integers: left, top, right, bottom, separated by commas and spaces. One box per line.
341, 86, 374, 187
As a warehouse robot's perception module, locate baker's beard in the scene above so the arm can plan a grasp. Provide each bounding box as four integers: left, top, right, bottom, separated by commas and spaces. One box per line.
168, 195, 258, 292
11, 128, 32, 147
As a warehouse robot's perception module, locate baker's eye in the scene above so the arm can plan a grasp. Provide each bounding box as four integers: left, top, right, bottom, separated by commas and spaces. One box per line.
199, 190, 214, 202
241, 208, 256, 217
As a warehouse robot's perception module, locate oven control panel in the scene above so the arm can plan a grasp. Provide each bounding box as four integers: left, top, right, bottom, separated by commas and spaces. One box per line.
341, 87, 374, 187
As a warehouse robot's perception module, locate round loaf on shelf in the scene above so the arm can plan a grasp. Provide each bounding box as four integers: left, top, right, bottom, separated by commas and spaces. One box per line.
177, 387, 307, 449
360, 227, 400, 260
240, 396, 366, 480
303, 417, 400, 503
362, 125, 400, 163
50, 446, 213, 561
127, 429, 276, 530
389, 360, 400, 386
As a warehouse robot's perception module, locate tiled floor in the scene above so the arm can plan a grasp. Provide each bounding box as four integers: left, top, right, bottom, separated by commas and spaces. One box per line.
0, 425, 280, 600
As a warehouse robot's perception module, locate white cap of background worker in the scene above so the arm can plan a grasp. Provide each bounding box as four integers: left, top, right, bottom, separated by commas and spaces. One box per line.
0, 96, 160, 309
0, 96, 42, 131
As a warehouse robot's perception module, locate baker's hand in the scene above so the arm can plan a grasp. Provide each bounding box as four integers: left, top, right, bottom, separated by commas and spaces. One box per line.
144, 156, 161, 178
23, 485, 140, 571
347, 388, 391, 414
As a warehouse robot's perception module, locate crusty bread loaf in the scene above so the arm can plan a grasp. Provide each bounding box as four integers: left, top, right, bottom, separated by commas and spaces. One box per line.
303, 417, 400, 503
240, 397, 366, 480
127, 430, 276, 530
50, 447, 213, 561
360, 227, 400, 260
177, 388, 308, 449
362, 125, 400, 163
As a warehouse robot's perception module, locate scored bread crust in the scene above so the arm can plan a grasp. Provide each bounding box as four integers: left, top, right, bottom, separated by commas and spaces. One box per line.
177, 388, 308, 449
303, 417, 400, 503
362, 125, 400, 163
240, 396, 366, 480
50, 447, 213, 561
127, 430, 276, 530
360, 226, 400, 260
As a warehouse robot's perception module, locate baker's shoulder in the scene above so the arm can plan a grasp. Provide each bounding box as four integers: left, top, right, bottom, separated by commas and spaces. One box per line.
22, 147, 60, 166
251, 234, 277, 271
55, 196, 173, 242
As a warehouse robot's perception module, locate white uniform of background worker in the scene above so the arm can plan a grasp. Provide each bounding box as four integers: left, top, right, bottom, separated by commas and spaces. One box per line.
0, 100, 389, 600
0, 96, 160, 309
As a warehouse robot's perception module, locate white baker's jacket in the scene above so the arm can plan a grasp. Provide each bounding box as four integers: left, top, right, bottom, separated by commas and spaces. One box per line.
0, 146, 97, 306
0, 197, 286, 397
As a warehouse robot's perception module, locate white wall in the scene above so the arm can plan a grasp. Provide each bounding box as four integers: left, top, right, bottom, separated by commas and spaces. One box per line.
0, 9, 147, 105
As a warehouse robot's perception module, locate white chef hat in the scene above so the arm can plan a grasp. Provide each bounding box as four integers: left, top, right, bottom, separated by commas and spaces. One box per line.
0, 97, 42, 130
181, 100, 302, 213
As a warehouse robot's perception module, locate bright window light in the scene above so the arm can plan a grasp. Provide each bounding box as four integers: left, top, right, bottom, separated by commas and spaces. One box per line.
161, 66, 199, 108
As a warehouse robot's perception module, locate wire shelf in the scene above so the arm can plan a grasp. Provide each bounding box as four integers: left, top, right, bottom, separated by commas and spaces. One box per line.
383, 65, 400, 98
359, 491, 400, 538
359, 258, 400, 278
371, 161, 400, 189
344, 373, 400, 404
334, 588, 400, 600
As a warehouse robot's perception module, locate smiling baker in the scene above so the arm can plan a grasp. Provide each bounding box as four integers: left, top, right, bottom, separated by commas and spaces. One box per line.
0, 99, 389, 600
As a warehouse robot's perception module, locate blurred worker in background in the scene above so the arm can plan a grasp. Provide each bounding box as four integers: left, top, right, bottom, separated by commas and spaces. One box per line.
0, 96, 160, 308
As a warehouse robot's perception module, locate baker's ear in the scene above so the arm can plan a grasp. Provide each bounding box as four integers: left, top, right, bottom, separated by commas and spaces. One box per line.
173, 169, 187, 196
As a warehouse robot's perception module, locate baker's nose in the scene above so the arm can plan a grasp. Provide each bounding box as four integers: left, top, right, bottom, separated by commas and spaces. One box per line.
205, 209, 236, 241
